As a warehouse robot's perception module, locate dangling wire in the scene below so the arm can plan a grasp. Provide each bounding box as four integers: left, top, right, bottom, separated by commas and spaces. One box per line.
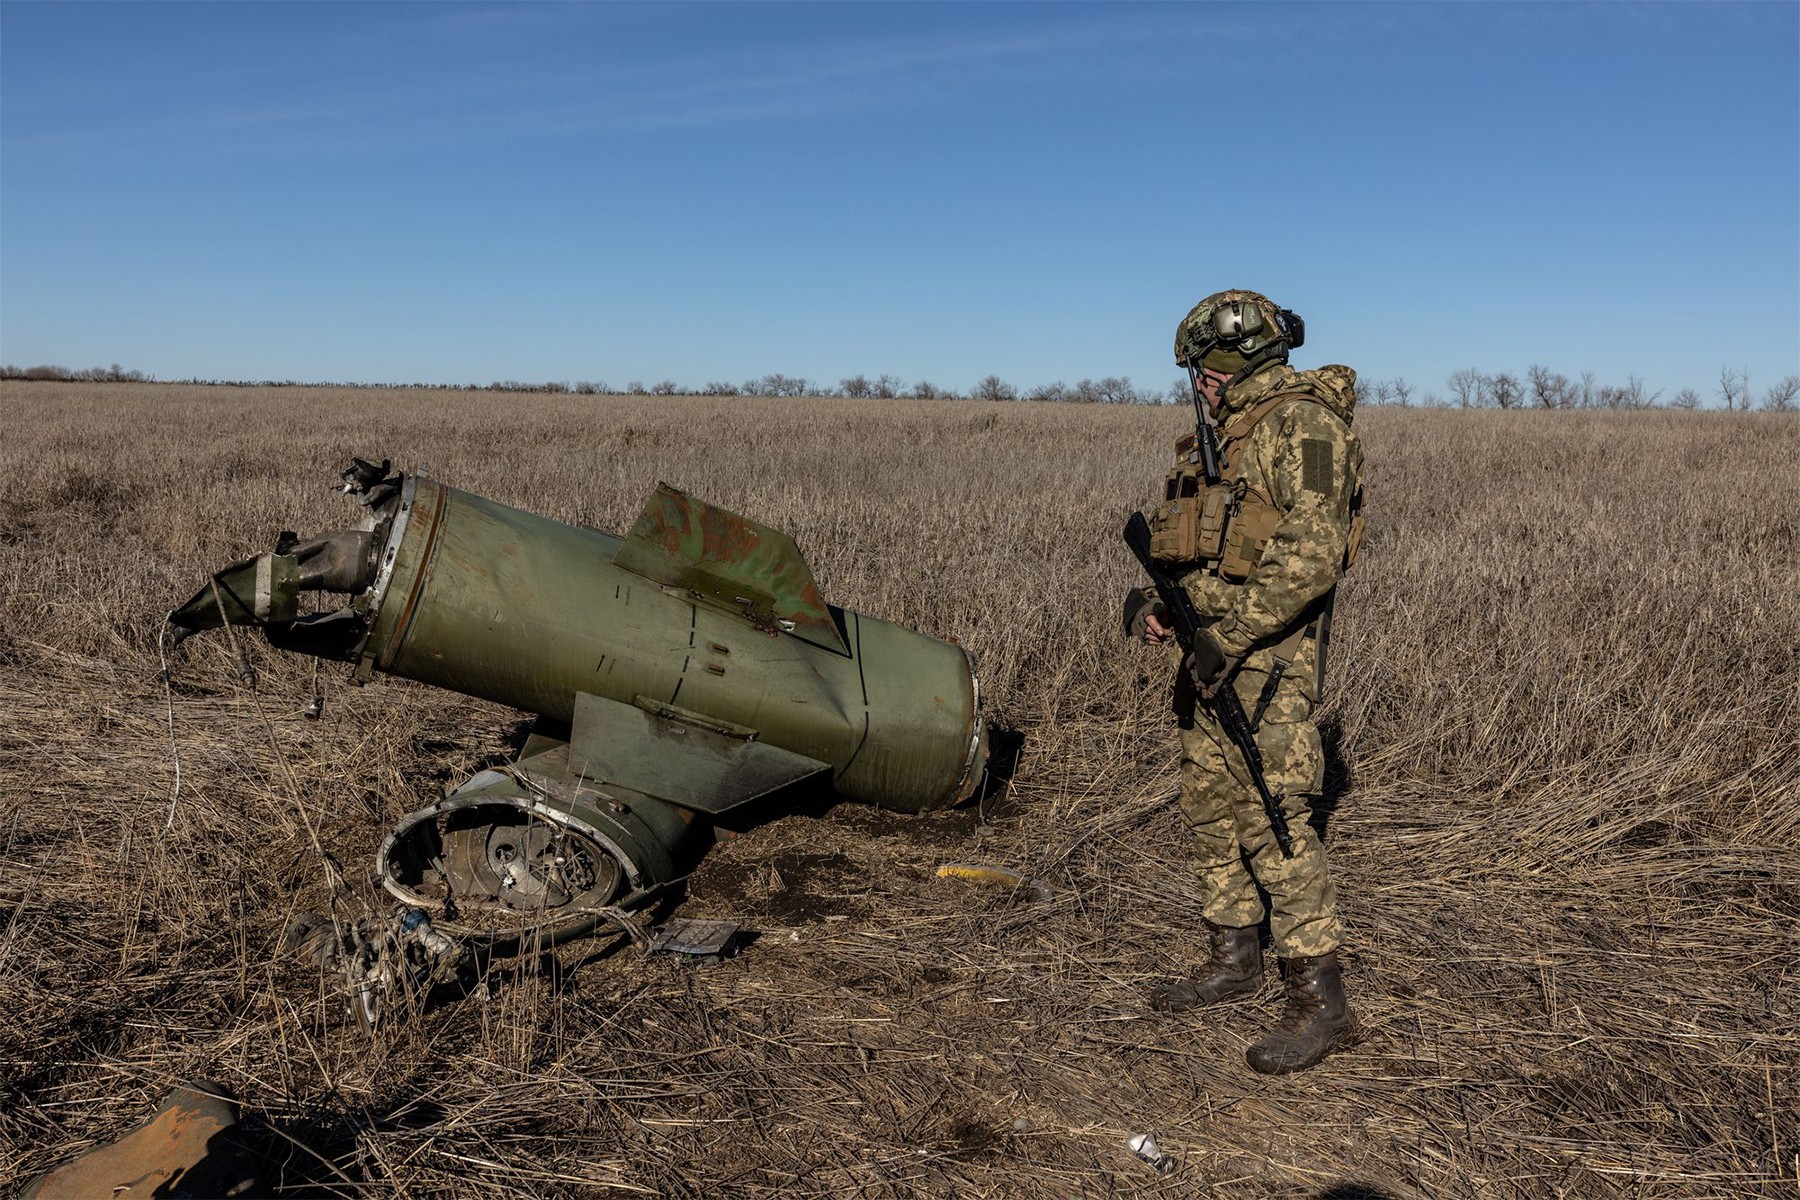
210, 579, 256, 685
206, 579, 358, 955
157, 616, 183, 834
306, 656, 324, 720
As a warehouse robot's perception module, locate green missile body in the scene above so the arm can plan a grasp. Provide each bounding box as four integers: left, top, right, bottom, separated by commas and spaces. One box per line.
169, 459, 987, 939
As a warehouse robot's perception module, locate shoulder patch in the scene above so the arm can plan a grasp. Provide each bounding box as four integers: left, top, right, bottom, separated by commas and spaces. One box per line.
1301, 439, 1334, 494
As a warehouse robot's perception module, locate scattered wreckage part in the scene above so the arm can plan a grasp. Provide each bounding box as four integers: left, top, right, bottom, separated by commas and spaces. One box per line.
373, 762, 694, 947
935, 863, 1054, 902
302, 901, 673, 1033
1126, 1132, 1176, 1174
282, 904, 493, 1031
648, 916, 742, 961
19, 1079, 258, 1199
343, 905, 468, 1031
284, 911, 343, 970
165, 459, 989, 816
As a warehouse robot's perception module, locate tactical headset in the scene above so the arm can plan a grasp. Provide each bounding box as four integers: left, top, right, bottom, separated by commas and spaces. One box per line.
1201, 299, 1305, 358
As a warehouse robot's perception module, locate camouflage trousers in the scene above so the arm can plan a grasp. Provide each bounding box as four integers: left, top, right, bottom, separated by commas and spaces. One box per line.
1175, 648, 1342, 958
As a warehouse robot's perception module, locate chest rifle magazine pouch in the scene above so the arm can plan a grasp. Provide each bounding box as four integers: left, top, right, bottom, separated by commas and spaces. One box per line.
1150, 459, 1206, 563
1217, 489, 1282, 581
1150, 481, 1236, 565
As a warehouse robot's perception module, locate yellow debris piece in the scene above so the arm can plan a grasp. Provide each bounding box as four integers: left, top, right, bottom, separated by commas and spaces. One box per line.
935, 863, 1052, 900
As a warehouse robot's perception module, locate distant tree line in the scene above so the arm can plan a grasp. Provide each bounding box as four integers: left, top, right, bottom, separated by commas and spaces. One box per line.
1360, 365, 1798, 413
1, 363, 151, 382
0, 363, 1177, 404
7, 361, 1796, 411
570, 372, 1174, 403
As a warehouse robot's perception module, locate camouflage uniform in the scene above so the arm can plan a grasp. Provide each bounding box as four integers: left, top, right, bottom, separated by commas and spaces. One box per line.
1171, 361, 1361, 958
1140, 289, 1363, 1073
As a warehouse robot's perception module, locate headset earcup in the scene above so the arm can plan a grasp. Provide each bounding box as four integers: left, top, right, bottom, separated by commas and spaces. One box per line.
1281, 310, 1305, 349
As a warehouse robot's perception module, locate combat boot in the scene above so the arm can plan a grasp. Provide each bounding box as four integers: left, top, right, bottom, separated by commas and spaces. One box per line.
1148, 922, 1262, 1012
1246, 951, 1353, 1074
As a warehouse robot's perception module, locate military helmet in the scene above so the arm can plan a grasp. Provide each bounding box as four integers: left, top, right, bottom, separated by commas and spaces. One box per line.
1174, 290, 1305, 375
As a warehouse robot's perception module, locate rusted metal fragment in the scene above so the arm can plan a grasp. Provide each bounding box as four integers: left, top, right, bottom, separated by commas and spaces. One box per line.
936, 862, 1054, 901
614, 483, 849, 655
20, 1080, 257, 1198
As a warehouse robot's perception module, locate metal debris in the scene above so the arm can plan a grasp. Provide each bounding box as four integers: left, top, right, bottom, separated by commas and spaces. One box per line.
1126, 1131, 1175, 1174
935, 862, 1053, 901
649, 917, 741, 960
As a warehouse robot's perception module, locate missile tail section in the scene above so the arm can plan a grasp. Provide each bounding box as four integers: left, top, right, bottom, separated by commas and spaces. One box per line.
168, 460, 988, 944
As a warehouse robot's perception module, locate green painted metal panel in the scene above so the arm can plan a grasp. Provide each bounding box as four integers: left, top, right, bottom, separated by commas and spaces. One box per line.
613, 483, 850, 656
837, 610, 986, 811
566, 692, 830, 815
169, 551, 299, 631
179, 468, 986, 815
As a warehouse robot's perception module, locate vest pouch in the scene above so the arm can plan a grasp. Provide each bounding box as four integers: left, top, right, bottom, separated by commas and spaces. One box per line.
1218, 490, 1281, 581
1343, 485, 1367, 570
1149, 464, 1208, 563
1149, 496, 1199, 562
1194, 485, 1231, 560
1151, 483, 1234, 565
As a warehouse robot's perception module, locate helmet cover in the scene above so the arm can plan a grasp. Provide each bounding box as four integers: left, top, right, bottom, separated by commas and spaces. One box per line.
1174, 290, 1296, 371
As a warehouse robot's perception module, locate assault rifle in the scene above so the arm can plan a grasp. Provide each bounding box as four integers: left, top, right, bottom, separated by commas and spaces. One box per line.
1123, 511, 1296, 858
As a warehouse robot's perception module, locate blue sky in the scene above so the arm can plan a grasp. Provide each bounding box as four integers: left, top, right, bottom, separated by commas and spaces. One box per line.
3, 2, 1796, 402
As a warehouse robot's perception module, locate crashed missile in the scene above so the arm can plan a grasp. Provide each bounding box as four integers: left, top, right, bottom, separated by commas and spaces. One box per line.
168, 459, 987, 940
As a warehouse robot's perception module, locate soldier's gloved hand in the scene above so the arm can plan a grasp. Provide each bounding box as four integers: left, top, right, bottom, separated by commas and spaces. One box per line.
1123, 587, 1169, 643
1186, 627, 1240, 697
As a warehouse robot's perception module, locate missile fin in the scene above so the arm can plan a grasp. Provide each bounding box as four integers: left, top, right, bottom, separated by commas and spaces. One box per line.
613, 483, 850, 655
567, 692, 830, 815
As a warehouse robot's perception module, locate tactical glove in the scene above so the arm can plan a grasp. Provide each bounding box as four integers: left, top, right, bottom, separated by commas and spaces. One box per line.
1187, 626, 1240, 695
1122, 587, 1167, 640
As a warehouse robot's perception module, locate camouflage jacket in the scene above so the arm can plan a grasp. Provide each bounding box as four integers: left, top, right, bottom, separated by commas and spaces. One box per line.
1181, 362, 1362, 659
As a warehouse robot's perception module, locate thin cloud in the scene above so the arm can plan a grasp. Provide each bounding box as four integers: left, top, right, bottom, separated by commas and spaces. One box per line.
517, 16, 1241, 133
8, 9, 1252, 153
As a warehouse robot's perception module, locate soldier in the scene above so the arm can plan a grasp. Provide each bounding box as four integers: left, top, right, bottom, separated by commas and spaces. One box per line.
1128, 289, 1365, 1074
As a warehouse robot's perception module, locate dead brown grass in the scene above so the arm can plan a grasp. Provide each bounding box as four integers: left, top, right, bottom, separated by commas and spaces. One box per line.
0, 380, 1795, 1197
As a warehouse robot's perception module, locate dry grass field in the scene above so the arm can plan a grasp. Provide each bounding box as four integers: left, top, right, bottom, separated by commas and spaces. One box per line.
1, 381, 1795, 1198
